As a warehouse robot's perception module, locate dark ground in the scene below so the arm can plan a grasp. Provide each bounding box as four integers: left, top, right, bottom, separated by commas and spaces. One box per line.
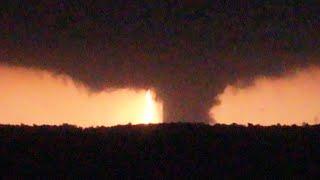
0, 123, 319, 178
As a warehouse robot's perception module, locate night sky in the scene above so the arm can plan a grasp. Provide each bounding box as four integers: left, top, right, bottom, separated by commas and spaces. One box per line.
1, 1, 320, 123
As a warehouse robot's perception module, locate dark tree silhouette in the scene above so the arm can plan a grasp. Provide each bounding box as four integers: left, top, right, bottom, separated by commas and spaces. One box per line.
0, 123, 320, 178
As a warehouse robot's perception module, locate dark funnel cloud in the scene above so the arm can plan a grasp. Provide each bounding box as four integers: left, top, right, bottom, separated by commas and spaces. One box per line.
1, 1, 320, 123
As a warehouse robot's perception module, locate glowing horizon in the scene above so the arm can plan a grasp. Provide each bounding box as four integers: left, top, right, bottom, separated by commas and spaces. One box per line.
2, 64, 320, 127
0, 65, 163, 127
211, 66, 320, 126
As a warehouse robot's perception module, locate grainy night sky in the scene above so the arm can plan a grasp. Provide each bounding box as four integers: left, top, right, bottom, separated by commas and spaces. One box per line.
1, 1, 320, 123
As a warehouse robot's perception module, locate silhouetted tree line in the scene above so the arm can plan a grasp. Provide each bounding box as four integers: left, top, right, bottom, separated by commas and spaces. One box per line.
0, 123, 320, 178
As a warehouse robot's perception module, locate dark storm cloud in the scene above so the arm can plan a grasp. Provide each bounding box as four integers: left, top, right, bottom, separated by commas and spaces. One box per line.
1, 0, 320, 123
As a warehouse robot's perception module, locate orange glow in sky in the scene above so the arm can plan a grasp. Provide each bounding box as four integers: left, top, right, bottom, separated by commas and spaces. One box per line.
211, 66, 320, 126
0, 65, 162, 127
2, 64, 320, 126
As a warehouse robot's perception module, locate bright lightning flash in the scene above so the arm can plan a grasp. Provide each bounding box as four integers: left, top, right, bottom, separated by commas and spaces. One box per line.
143, 90, 157, 124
